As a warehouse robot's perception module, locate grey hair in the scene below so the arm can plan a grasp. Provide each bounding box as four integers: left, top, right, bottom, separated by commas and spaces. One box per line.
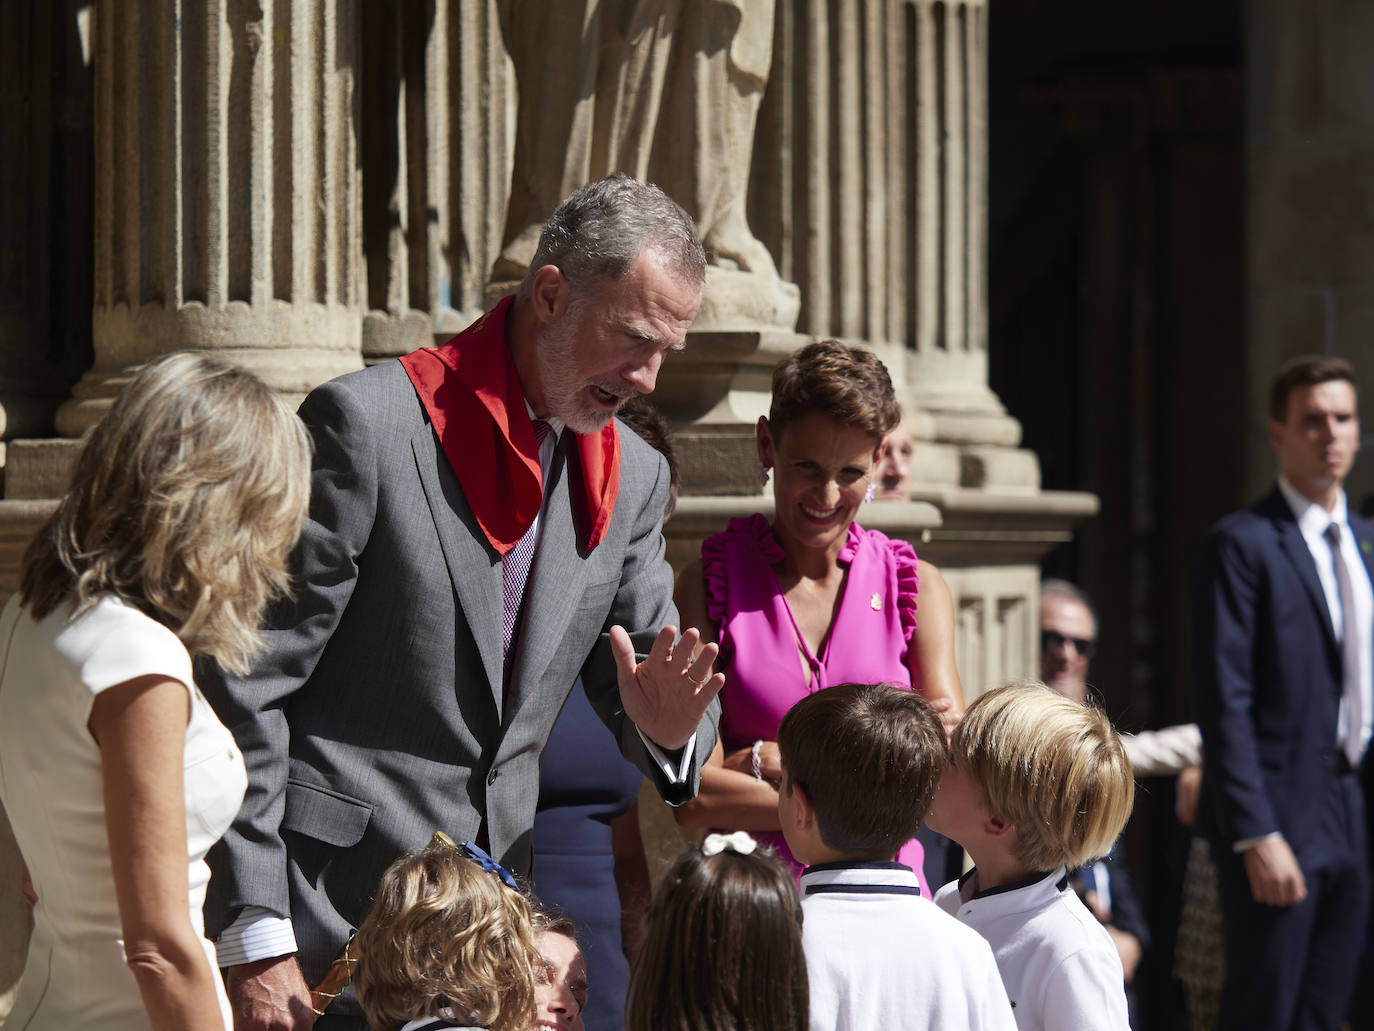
1040, 578, 1098, 633
520, 174, 705, 298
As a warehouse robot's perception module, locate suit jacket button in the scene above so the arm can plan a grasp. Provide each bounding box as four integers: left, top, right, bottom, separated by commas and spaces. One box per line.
487, 768, 499, 785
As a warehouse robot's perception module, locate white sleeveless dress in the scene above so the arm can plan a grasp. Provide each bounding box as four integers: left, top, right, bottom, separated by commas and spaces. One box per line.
0, 594, 245, 1029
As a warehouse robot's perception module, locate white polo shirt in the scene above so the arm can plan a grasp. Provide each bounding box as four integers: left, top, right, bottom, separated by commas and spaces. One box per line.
934, 867, 1129, 1031
801, 861, 1016, 1031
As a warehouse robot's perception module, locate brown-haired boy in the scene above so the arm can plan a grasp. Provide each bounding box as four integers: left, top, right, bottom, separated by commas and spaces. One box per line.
926, 681, 1135, 1030
777, 682, 1014, 1031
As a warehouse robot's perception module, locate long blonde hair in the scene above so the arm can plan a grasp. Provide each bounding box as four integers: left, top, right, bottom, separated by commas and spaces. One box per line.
20, 351, 312, 674
352, 843, 541, 1031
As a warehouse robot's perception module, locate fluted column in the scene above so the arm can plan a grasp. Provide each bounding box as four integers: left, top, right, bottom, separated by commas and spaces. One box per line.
902, 0, 1009, 438
360, 0, 514, 363
748, 0, 1027, 491
58, 0, 363, 436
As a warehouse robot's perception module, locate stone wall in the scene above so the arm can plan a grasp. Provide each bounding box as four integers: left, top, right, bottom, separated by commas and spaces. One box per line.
1246, 0, 1374, 508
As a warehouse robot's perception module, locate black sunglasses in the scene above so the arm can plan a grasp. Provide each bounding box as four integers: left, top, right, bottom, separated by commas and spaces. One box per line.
1041, 629, 1095, 658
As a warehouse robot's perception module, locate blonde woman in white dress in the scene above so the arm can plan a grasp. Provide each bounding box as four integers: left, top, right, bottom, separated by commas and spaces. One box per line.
0, 353, 311, 1030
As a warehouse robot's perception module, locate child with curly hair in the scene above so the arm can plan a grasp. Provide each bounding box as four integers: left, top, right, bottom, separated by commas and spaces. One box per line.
350, 839, 543, 1031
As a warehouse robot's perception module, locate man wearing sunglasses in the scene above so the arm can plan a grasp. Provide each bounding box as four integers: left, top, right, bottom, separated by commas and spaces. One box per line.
1039, 579, 1098, 704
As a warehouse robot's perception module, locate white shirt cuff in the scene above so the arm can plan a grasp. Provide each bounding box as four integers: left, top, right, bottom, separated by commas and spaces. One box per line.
1233, 831, 1282, 854
637, 728, 696, 784
215, 906, 298, 967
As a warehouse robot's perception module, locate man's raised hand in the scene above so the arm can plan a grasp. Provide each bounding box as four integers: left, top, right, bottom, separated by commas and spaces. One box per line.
609, 625, 724, 750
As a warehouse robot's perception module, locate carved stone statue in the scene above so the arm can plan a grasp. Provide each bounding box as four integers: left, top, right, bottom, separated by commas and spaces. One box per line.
494, 0, 798, 330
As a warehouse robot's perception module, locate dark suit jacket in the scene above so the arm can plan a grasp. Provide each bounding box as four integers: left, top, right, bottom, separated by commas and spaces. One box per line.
202, 356, 719, 986
1194, 486, 1374, 853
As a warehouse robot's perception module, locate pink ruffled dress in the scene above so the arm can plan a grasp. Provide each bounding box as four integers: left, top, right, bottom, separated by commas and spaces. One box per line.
702, 513, 929, 894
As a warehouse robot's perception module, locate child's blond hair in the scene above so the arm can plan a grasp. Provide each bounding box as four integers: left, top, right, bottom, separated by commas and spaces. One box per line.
953, 681, 1134, 871
352, 841, 541, 1031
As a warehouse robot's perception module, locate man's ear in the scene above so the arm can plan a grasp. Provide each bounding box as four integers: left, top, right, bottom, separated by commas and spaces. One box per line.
1267, 418, 1283, 453
529, 264, 570, 326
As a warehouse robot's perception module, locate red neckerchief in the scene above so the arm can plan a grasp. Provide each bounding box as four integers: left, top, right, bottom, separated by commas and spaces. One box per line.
397, 295, 621, 555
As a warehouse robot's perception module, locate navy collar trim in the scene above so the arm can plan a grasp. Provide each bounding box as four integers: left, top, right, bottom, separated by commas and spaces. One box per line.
803, 859, 911, 875
805, 882, 924, 897
967, 867, 1067, 900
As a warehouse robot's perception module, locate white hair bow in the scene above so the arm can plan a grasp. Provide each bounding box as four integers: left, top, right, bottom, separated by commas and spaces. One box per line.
701, 831, 757, 857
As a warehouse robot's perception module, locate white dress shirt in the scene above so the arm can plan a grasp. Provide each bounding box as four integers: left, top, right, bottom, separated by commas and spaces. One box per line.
1276, 475, 1373, 763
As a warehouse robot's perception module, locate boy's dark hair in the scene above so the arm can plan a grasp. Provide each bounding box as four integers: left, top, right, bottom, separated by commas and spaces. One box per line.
777, 682, 948, 856
1269, 355, 1356, 421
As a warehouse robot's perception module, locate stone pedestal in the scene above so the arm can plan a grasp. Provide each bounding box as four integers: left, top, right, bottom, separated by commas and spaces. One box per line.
56, 0, 364, 437
912, 487, 1099, 694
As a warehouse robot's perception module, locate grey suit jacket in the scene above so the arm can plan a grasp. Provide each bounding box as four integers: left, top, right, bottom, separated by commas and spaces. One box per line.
202, 359, 718, 986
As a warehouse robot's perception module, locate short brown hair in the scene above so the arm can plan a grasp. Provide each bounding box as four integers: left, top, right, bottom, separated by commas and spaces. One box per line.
777, 682, 948, 856
952, 681, 1134, 872
1269, 355, 1357, 421
768, 340, 901, 445
352, 842, 541, 1031
625, 844, 807, 1031
19, 351, 311, 674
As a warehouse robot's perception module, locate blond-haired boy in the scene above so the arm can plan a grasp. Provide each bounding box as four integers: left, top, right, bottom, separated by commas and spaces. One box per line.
927, 681, 1135, 1031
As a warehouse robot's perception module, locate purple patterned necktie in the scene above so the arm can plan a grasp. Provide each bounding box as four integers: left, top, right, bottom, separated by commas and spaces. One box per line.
502, 420, 552, 672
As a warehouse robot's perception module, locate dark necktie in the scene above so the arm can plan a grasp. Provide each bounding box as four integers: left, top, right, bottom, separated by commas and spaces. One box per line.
502, 420, 552, 671
1324, 521, 1365, 766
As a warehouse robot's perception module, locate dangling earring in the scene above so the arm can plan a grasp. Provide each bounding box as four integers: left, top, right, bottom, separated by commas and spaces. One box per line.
758, 461, 771, 487
864, 481, 876, 504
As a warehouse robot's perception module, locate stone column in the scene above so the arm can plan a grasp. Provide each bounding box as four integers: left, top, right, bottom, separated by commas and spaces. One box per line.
57, 0, 364, 437
748, 0, 1032, 493
360, 0, 515, 362
1246, 0, 1374, 507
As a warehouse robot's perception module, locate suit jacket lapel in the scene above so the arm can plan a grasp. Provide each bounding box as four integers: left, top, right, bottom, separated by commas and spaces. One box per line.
506, 437, 596, 726
411, 426, 505, 711
1266, 488, 1339, 652
1353, 516, 1374, 602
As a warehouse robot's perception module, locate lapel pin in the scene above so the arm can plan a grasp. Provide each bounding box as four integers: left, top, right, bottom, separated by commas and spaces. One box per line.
871, 592, 882, 610
1362, 540, 1372, 555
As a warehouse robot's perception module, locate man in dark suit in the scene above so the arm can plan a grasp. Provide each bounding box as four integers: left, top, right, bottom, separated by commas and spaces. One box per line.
1195, 355, 1372, 1030
202, 175, 724, 1029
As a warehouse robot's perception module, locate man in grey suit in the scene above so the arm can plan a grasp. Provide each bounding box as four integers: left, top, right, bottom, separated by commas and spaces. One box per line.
202, 176, 723, 1029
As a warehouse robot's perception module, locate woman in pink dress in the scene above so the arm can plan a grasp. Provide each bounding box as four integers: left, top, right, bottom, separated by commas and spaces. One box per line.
675, 340, 964, 892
